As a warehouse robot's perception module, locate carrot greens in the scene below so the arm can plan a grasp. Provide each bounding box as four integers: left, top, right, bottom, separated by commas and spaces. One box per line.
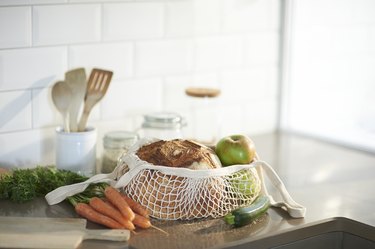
0, 166, 88, 203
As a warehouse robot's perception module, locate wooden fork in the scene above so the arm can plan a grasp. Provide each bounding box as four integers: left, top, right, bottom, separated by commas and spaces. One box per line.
77, 68, 113, 132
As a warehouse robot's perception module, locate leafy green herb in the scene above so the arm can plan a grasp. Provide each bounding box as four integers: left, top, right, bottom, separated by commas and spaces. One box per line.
0, 166, 88, 203
67, 182, 109, 207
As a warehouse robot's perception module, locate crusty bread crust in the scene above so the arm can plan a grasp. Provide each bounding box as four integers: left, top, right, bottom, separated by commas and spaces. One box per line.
136, 139, 222, 169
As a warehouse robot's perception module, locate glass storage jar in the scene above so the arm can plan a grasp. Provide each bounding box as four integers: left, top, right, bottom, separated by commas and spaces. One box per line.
139, 112, 186, 140
101, 131, 138, 173
185, 87, 221, 145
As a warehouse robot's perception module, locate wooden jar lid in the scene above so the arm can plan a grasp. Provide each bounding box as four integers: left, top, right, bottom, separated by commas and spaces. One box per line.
185, 87, 221, 98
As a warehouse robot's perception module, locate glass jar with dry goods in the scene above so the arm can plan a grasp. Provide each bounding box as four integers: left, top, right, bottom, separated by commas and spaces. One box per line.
101, 131, 138, 173
139, 112, 186, 140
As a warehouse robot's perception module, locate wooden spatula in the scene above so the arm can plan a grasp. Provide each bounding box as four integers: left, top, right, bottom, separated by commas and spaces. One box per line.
77, 68, 113, 132
65, 68, 87, 132
0, 217, 130, 249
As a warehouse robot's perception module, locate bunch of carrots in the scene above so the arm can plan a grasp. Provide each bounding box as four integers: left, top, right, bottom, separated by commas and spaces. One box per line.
67, 183, 164, 234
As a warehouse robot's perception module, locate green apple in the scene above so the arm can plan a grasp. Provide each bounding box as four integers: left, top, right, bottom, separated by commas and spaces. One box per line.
215, 134, 256, 166
229, 169, 260, 198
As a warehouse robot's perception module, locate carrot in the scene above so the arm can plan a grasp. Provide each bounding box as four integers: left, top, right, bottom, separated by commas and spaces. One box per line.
103, 198, 138, 232
75, 202, 123, 229
104, 186, 135, 221
122, 194, 150, 218
89, 197, 135, 231
133, 213, 168, 235
133, 213, 152, 229
132, 214, 168, 235
102, 196, 167, 235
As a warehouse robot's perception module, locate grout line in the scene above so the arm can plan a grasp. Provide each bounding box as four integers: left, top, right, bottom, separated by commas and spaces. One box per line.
0, 31, 277, 51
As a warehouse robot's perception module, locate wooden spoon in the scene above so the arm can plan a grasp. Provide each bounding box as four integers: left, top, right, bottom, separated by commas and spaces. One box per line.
51, 81, 73, 132
77, 68, 113, 132
65, 68, 87, 132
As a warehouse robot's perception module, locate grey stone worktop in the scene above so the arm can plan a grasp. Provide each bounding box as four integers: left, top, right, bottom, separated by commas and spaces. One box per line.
1, 131, 374, 248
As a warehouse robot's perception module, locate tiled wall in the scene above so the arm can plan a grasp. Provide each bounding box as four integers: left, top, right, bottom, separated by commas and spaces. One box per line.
0, 0, 280, 168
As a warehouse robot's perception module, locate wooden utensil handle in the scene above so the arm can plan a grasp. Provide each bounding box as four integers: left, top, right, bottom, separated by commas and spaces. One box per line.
83, 229, 130, 241
63, 112, 70, 133
77, 110, 90, 132
69, 106, 80, 132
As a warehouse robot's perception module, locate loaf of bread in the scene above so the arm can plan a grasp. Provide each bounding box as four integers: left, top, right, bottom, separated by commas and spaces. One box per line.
136, 139, 222, 169
126, 139, 224, 219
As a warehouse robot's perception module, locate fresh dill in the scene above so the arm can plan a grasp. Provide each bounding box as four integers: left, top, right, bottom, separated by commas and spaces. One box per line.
0, 166, 88, 203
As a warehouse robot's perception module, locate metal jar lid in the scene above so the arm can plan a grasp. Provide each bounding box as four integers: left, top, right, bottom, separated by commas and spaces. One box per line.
142, 112, 186, 130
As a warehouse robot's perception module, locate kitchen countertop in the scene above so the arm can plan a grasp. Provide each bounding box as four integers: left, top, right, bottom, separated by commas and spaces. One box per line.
1, 131, 374, 248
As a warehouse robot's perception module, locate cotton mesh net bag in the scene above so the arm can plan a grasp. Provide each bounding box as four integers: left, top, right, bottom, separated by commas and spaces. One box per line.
46, 137, 306, 220
115, 138, 262, 219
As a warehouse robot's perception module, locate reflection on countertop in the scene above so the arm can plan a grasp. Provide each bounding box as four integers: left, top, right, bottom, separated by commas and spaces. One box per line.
252, 132, 375, 227
0, 131, 374, 249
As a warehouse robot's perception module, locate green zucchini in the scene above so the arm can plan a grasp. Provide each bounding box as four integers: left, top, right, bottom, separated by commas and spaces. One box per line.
224, 196, 270, 227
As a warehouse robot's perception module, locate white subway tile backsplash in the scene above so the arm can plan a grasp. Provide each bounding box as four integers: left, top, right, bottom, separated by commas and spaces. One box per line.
192, 0, 221, 35
221, 68, 268, 102
190, 103, 222, 142
70, 0, 129, 2
101, 78, 163, 119
33, 4, 100, 46
136, 39, 193, 76
31, 87, 59, 129
163, 76, 192, 111
0, 0, 28, 5
0, 47, 67, 90
102, 3, 164, 41
269, 0, 281, 30
0, 7, 31, 49
213, 99, 277, 138
219, 104, 246, 136
165, 2, 194, 37
245, 31, 279, 66
222, 0, 270, 32
194, 36, 243, 71
69, 42, 134, 79
0, 128, 55, 168
164, 73, 219, 110
30, 0, 67, 3
0, 0, 66, 6
0, 0, 281, 168
135, 0, 171, 1
165, 0, 222, 37
244, 98, 277, 135
0, 90, 32, 133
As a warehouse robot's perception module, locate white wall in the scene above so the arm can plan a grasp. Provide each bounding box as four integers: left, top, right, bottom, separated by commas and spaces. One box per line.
281, 0, 375, 152
0, 0, 281, 168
